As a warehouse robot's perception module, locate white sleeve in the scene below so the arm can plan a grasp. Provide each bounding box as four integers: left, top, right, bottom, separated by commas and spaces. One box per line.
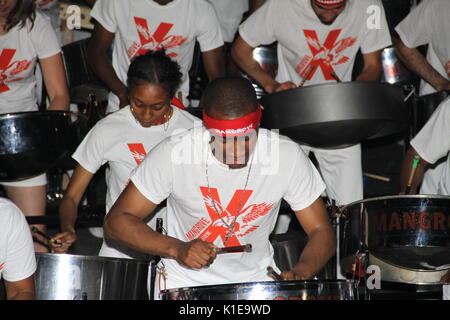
72, 124, 107, 174
196, 2, 224, 52
359, 0, 392, 54
283, 144, 326, 212
394, 0, 432, 48
238, 0, 276, 47
3, 206, 36, 282
90, 0, 119, 33
410, 98, 450, 164
130, 141, 173, 205
31, 13, 61, 59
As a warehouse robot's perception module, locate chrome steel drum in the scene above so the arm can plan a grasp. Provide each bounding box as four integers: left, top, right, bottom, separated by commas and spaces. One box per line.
160, 280, 358, 300
35, 253, 150, 300
242, 45, 278, 100
381, 47, 413, 84
340, 195, 450, 284
260, 82, 406, 148
0, 111, 87, 181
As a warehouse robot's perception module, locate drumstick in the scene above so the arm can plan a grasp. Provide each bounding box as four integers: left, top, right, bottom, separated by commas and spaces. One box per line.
267, 267, 283, 281
330, 70, 342, 83
405, 155, 420, 194
299, 64, 316, 87
215, 244, 252, 254
363, 172, 391, 182
31, 227, 62, 246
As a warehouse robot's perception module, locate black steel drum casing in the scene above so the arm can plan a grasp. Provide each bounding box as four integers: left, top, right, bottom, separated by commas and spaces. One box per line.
340, 195, 450, 273
260, 82, 406, 148
0, 111, 86, 181
160, 280, 358, 300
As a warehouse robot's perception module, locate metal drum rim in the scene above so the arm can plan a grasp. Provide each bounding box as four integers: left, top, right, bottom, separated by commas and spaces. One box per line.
370, 252, 450, 274
342, 194, 450, 210
161, 279, 359, 294
260, 81, 403, 102
0, 110, 73, 119
35, 252, 152, 264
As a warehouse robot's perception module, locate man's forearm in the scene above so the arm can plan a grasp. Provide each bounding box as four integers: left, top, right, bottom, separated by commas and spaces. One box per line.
293, 228, 336, 279
395, 39, 449, 91
399, 148, 427, 194
104, 211, 182, 258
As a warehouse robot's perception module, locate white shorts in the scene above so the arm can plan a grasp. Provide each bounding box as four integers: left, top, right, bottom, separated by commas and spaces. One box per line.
0, 173, 47, 187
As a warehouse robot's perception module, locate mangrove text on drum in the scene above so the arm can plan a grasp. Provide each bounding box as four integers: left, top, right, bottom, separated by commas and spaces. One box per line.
371, 211, 450, 232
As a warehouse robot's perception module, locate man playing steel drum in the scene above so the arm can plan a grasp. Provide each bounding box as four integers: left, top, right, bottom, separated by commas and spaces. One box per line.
394, 0, 450, 197
231, 0, 392, 232
104, 77, 336, 298
399, 95, 450, 289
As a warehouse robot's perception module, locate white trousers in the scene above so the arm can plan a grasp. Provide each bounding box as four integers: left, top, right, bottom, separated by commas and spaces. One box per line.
273, 143, 363, 234
301, 144, 364, 206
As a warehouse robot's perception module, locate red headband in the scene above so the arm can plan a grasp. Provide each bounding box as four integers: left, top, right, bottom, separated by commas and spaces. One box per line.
314, 0, 345, 7
203, 106, 262, 137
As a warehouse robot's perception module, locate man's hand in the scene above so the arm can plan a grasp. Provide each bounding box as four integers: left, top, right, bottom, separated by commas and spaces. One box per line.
435, 78, 450, 92
280, 270, 309, 281
51, 231, 77, 254
264, 81, 297, 94
174, 239, 217, 269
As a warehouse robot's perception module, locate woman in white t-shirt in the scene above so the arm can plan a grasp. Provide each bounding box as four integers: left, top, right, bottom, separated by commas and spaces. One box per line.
0, 0, 69, 252
51, 50, 200, 258
0, 198, 36, 300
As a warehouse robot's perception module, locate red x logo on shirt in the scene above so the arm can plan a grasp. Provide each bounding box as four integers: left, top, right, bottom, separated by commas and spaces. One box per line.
128, 17, 187, 59
185, 187, 273, 247
296, 29, 356, 81
0, 49, 32, 93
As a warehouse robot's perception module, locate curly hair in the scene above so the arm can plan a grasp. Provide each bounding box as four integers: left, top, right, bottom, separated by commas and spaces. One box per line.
5, 0, 36, 32
127, 50, 183, 99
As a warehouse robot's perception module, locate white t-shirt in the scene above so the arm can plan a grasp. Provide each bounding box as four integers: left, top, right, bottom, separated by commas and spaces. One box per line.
90, 0, 224, 112
35, 0, 61, 36
395, 0, 450, 96
0, 198, 36, 282
73, 105, 201, 258
410, 96, 450, 196
207, 0, 248, 42
0, 11, 61, 114
131, 127, 326, 289
239, 0, 391, 85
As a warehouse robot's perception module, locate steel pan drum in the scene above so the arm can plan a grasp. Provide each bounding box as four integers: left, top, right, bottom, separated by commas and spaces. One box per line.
160, 280, 358, 300
0, 111, 87, 181
381, 47, 413, 84
35, 253, 150, 300
340, 195, 450, 283
260, 82, 406, 148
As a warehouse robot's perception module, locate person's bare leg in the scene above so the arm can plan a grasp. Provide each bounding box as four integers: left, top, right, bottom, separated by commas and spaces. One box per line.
5, 185, 48, 252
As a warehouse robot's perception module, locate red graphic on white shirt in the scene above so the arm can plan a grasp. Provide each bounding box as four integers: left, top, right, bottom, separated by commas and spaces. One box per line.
0, 49, 33, 94
0, 263, 4, 271
127, 143, 147, 165
185, 187, 274, 247
446, 60, 450, 77
127, 17, 187, 60
296, 29, 357, 81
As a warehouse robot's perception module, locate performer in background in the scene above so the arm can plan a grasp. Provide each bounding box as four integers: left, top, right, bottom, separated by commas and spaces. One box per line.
52, 50, 200, 257
0, 0, 69, 252
88, 0, 225, 112
231, 0, 391, 232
